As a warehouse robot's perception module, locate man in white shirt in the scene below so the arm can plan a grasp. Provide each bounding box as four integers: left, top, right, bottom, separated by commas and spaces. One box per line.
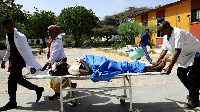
157, 21, 200, 108
0, 19, 44, 111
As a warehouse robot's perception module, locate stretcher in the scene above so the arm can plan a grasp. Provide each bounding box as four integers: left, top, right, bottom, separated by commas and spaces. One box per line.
25, 70, 166, 112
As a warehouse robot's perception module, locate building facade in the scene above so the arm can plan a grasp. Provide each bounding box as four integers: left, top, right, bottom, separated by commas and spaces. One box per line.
130, 0, 200, 45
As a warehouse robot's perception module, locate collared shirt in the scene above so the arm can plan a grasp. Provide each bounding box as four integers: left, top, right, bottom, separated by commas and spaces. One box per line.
7, 32, 26, 71
139, 34, 150, 47
47, 37, 66, 64
162, 27, 200, 68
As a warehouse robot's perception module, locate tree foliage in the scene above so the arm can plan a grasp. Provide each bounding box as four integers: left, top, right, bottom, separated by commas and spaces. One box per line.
0, 0, 27, 41
118, 22, 140, 44
25, 8, 56, 47
92, 21, 117, 42
57, 6, 99, 47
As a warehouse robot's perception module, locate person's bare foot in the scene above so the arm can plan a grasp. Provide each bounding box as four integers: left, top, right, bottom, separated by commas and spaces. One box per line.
156, 60, 166, 72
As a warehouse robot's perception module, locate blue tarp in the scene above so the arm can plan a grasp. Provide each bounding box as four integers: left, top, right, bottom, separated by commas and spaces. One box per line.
82, 55, 145, 82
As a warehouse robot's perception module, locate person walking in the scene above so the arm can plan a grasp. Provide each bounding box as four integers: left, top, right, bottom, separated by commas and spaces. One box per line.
157, 21, 200, 108
0, 18, 44, 111
137, 29, 154, 64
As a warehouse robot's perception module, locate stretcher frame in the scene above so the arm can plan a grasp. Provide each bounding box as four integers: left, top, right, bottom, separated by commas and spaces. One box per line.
25, 71, 166, 112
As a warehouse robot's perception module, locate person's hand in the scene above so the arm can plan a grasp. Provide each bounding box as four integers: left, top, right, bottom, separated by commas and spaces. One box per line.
48, 63, 52, 69
42, 63, 49, 71
1, 61, 6, 69
30, 68, 36, 74
39, 49, 43, 55
165, 67, 172, 75
76, 57, 82, 62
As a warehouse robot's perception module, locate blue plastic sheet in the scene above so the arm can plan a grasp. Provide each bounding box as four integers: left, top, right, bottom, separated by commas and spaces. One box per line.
82, 55, 145, 82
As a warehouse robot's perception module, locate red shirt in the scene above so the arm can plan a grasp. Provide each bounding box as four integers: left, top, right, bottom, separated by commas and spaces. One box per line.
7, 32, 26, 72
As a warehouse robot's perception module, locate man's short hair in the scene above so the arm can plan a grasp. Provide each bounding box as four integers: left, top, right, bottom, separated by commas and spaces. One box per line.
145, 29, 149, 32
160, 21, 171, 28
2, 18, 13, 26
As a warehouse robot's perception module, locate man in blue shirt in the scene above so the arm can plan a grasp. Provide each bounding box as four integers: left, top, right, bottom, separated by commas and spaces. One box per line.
137, 29, 154, 64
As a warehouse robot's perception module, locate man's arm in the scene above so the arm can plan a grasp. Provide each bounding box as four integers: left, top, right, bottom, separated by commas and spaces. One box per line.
165, 49, 181, 74
155, 49, 168, 64
79, 59, 93, 75
147, 41, 152, 49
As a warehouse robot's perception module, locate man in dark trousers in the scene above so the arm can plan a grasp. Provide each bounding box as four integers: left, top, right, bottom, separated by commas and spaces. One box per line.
137, 29, 154, 64
157, 21, 200, 108
0, 18, 44, 111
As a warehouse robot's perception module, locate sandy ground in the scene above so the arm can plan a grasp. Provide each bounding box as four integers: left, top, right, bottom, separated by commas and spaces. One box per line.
0, 47, 177, 94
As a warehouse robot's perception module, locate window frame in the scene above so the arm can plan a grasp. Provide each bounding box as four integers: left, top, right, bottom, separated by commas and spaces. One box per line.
191, 8, 200, 23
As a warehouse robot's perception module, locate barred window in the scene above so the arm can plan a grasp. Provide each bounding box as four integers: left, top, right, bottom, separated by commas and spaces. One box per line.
191, 9, 200, 22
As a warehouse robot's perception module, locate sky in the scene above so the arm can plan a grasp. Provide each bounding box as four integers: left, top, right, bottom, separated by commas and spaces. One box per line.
14, 0, 179, 20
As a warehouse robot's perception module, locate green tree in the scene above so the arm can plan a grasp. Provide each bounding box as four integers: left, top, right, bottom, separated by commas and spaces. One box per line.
92, 20, 117, 43
25, 7, 56, 47
57, 6, 99, 47
0, 0, 27, 41
117, 22, 140, 44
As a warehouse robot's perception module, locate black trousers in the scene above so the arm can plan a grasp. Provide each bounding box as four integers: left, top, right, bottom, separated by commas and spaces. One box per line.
177, 56, 200, 103
8, 69, 39, 103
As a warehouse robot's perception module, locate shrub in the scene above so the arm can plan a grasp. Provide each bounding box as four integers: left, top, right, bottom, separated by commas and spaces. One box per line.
164, 53, 172, 62
148, 49, 156, 54
0, 40, 6, 50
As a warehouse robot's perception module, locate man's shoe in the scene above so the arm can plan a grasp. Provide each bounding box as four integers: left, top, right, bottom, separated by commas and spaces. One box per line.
184, 101, 199, 109
0, 102, 17, 111
36, 87, 44, 103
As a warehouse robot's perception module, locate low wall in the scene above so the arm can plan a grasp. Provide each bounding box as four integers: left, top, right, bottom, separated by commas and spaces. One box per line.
0, 50, 6, 60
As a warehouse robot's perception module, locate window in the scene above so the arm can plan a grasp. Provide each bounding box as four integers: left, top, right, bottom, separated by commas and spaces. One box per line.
157, 17, 165, 37
141, 20, 148, 27
31, 40, 34, 43
191, 9, 200, 22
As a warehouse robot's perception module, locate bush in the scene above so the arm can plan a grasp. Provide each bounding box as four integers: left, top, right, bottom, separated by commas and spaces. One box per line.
148, 49, 156, 54
111, 40, 126, 50
164, 53, 172, 62
0, 40, 6, 50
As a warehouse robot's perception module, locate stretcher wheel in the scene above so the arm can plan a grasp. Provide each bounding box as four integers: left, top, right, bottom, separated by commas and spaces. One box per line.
59, 109, 66, 112
120, 99, 125, 104
70, 99, 77, 105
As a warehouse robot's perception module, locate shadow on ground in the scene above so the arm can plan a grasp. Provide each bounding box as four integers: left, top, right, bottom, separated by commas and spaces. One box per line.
13, 92, 196, 112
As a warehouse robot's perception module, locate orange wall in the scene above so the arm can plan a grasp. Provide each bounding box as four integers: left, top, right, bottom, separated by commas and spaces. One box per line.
135, 16, 141, 45
177, 2, 190, 32
148, 12, 157, 45
165, 6, 177, 27
156, 38, 164, 45
191, 22, 200, 40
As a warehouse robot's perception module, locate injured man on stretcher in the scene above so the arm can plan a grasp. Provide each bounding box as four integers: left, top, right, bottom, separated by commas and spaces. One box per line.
49, 55, 166, 82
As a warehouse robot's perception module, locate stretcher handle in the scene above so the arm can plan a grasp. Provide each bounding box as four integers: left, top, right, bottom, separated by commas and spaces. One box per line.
23, 69, 42, 78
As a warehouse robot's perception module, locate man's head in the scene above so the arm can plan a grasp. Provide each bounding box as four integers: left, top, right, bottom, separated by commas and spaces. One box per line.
145, 29, 149, 34
48, 25, 61, 39
158, 21, 172, 36
2, 18, 14, 33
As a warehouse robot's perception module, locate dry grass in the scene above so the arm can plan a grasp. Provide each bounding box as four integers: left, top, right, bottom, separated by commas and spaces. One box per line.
96, 48, 129, 57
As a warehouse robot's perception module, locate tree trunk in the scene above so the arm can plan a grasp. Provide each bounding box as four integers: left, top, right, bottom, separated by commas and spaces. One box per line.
42, 37, 46, 48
